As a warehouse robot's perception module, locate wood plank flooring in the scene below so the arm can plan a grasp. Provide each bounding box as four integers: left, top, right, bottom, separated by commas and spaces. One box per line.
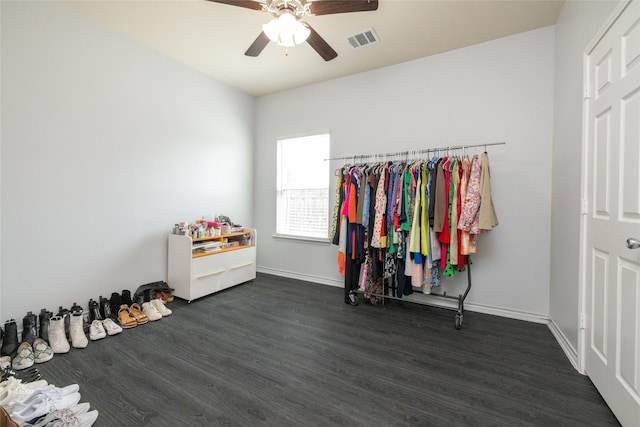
34, 273, 619, 426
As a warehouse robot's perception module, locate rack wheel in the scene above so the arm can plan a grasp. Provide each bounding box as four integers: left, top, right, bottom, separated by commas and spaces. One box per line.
348, 292, 359, 306
455, 314, 463, 330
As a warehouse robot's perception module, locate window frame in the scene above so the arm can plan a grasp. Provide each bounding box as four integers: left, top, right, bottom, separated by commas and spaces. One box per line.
274, 132, 331, 243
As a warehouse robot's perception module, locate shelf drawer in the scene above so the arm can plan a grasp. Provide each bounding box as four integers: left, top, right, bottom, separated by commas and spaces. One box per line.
226, 260, 256, 286
191, 268, 225, 300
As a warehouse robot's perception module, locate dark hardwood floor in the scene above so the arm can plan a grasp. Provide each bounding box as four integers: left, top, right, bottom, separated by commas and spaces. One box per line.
33, 273, 619, 426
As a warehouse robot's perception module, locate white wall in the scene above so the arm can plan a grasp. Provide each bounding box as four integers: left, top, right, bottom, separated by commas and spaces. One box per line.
0, 1, 254, 322
549, 1, 621, 357
255, 27, 555, 320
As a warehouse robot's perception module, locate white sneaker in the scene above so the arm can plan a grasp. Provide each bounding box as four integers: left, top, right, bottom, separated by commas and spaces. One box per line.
89, 320, 106, 341
0, 378, 48, 407
43, 409, 99, 427
141, 302, 162, 321
151, 298, 172, 317
10, 391, 81, 425
28, 402, 90, 427
102, 318, 122, 336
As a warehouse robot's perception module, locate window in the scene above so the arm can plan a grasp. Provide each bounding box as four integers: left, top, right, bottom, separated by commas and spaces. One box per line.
276, 133, 330, 240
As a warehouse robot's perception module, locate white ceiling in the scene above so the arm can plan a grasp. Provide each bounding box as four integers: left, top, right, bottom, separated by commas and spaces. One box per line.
62, 0, 564, 97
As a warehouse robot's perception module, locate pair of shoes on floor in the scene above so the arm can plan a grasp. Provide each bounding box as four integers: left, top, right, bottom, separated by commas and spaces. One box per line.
29, 402, 99, 427
0, 377, 48, 407
1, 365, 43, 384
89, 318, 122, 341
141, 299, 172, 321
12, 338, 53, 370
117, 303, 148, 329
155, 290, 174, 303
48, 311, 88, 353
9, 384, 82, 424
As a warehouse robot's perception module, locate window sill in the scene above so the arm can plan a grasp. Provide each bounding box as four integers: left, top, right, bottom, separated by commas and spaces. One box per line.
272, 234, 331, 245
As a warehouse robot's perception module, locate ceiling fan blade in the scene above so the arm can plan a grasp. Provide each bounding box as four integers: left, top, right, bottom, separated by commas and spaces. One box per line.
308, 0, 378, 16
245, 32, 270, 57
306, 25, 337, 61
205, 0, 264, 11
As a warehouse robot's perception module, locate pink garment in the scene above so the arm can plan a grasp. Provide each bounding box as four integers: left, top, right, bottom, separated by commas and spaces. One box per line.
458, 158, 476, 255
370, 166, 387, 248
439, 158, 451, 270
458, 154, 481, 234
341, 173, 351, 217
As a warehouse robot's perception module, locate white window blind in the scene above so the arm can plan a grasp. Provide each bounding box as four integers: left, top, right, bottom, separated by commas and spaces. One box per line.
276, 134, 330, 239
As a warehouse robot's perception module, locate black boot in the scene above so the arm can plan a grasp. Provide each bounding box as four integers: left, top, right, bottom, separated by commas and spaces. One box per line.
100, 296, 114, 320
38, 309, 52, 342
88, 299, 103, 322
21, 312, 38, 344
121, 290, 133, 307
1, 319, 19, 357
110, 292, 122, 317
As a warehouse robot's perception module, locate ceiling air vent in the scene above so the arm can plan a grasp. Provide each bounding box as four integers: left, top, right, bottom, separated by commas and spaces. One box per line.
347, 28, 379, 49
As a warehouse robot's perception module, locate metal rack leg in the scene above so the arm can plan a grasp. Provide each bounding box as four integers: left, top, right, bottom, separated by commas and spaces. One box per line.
455, 261, 472, 330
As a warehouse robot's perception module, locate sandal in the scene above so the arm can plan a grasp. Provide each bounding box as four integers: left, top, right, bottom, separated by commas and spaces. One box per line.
117, 305, 137, 329
128, 303, 149, 325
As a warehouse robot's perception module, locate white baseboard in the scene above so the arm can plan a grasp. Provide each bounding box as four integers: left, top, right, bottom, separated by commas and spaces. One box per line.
548, 316, 580, 372
257, 266, 343, 288
464, 301, 549, 324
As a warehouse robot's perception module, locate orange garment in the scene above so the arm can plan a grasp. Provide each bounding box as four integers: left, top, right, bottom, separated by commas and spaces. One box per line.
347, 182, 357, 224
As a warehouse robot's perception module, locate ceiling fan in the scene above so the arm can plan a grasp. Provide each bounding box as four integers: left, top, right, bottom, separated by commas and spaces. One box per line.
206, 0, 379, 61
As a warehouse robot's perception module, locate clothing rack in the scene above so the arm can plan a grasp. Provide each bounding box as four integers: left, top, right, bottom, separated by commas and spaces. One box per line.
371, 262, 472, 330
324, 141, 506, 162
333, 142, 505, 330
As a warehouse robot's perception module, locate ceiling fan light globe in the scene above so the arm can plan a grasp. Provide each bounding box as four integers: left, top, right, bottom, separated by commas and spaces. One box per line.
293, 24, 311, 45
262, 18, 280, 43
262, 12, 310, 48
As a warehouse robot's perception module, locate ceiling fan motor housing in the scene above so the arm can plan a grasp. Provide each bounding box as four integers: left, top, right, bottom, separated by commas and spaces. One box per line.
264, 0, 310, 19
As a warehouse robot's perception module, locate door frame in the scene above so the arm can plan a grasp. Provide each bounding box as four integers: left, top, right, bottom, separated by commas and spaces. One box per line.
578, 0, 633, 375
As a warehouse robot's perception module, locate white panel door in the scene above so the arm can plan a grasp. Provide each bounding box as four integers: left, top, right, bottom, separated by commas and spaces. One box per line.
584, 1, 640, 425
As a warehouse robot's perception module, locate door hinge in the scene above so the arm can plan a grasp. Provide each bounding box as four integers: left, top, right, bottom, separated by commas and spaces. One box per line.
581, 198, 589, 215
583, 84, 590, 100
580, 313, 586, 330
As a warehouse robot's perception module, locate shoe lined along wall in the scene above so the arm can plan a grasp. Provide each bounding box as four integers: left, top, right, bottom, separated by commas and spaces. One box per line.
0, 286, 176, 426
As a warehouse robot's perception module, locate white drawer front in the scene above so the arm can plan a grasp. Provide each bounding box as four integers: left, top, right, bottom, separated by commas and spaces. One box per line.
191, 247, 256, 296
226, 260, 256, 286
